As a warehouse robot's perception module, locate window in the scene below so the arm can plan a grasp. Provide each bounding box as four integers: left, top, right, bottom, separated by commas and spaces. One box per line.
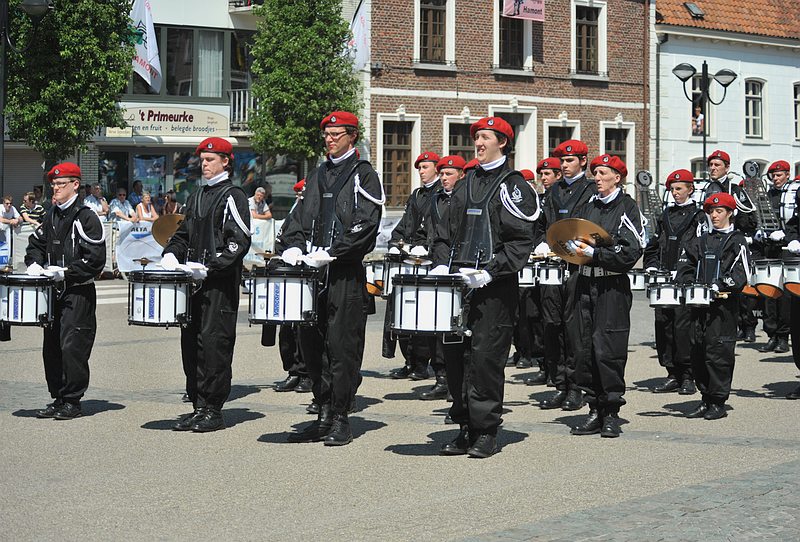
745, 79, 763, 139
570, 0, 607, 78
499, 8, 524, 69
382, 122, 414, 207
197, 30, 224, 97
231, 31, 255, 90
420, 0, 446, 63
548, 126, 574, 156
604, 128, 628, 165
794, 83, 799, 141
448, 124, 474, 161
166, 28, 194, 96
600, 119, 635, 179
691, 76, 707, 137
690, 158, 705, 178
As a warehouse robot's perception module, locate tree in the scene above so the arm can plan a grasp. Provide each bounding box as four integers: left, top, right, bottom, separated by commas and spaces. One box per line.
249, 0, 361, 164
5, 0, 134, 161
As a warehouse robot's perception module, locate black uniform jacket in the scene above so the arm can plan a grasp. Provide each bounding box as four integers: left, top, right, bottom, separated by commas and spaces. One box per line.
643, 202, 706, 271
676, 228, 750, 292
390, 179, 441, 249
578, 191, 644, 274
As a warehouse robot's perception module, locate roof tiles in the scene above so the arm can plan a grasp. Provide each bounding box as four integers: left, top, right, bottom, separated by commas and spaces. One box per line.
657, 0, 800, 41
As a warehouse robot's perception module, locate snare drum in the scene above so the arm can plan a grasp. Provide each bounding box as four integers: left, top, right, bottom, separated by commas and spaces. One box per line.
391, 274, 465, 335
0, 274, 53, 326
382, 253, 429, 298
128, 270, 191, 327
783, 258, 800, 297
648, 283, 682, 307
536, 261, 564, 286
754, 259, 784, 298
249, 266, 319, 324
683, 284, 713, 307
628, 269, 647, 291
364, 259, 384, 296
518, 261, 537, 287
648, 270, 672, 286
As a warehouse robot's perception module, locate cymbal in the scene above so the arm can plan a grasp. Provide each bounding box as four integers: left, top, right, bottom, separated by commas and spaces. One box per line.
152, 214, 185, 247
133, 257, 152, 266
546, 218, 612, 265
403, 257, 432, 266
256, 251, 275, 259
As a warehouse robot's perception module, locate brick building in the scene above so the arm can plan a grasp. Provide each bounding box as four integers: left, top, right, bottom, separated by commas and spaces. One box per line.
354, 0, 652, 210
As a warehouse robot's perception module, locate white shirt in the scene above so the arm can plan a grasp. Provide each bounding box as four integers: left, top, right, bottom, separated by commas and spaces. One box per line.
109, 198, 135, 221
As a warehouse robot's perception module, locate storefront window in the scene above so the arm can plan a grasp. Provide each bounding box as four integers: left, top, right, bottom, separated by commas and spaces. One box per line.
98, 152, 129, 199
198, 30, 224, 98
166, 28, 193, 96
172, 151, 202, 204
133, 155, 166, 197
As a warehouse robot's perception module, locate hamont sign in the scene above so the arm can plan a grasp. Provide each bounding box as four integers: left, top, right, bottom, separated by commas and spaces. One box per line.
107, 103, 230, 137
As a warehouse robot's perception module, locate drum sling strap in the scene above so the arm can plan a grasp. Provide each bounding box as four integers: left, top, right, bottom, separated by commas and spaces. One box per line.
550, 178, 592, 219
697, 231, 735, 285
311, 160, 367, 251
662, 207, 701, 270
186, 183, 236, 264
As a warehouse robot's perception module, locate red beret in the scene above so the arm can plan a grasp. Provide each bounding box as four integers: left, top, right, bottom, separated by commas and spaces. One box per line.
767, 160, 790, 174
665, 169, 695, 189
47, 162, 81, 180
293, 179, 306, 193
590, 154, 627, 179
795, 175, 800, 182
195, 137, 233, 156
707, 150, 730, 164
520, 169, 535, 181
536, 157, 562, 173
553, 139, 588, 158
470, 116, 514, 142
703, 192, 736, 213
415, 152, 441, 169
320, 111, 359, 129
464, 158, 480, 172
435, 155, 467, 172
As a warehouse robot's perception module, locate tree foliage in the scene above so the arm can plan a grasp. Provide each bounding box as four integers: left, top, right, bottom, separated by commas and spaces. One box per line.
5, 0, 135, 161
249, 0, 361, 161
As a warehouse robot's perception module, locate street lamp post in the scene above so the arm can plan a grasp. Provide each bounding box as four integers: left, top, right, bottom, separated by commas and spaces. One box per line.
672, 60, 737, 179
0, 0, 51, 197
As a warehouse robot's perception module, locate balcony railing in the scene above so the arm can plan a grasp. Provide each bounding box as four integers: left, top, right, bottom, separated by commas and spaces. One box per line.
229, 0, 264, 10
229, 88, 256, 132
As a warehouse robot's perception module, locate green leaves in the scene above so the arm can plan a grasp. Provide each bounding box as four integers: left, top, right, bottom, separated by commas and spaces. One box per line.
5, 0, 135, 160
249, 0, 361, 160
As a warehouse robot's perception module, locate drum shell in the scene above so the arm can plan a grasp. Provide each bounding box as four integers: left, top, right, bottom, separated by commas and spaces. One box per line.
518, 262, 537, 287
364, 260, 384, 296
249, 266, 318, 324
128, 270, 191, 327
391, 274, 464, 334
536, 262, 564, 286
753, 259, 784, 299
647, 270, 672, 286
648, 283, 682, 307
683, 284, 712, 307
628, 270, 647, 291
783, 258, 800, 297
0, 274, 53, 326
382, 253, 429, 298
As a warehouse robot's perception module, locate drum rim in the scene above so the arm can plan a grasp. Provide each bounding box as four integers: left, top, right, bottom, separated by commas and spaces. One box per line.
251, 266, 318, 278
128, 270, 193, 282
392, 274, 465, 286
0, 274, 54, 284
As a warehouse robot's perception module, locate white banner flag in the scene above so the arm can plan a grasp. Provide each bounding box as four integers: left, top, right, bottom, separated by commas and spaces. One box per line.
130, 0, 162, 93
502, 0, 545, 21
348, 0, 370, 72
115, 221, 164, 272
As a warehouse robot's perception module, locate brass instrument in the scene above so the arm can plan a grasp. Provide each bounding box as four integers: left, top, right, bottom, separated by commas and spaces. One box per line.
635, 170, 664, 240
152, 214, 185, 247
740, 161, 781, 233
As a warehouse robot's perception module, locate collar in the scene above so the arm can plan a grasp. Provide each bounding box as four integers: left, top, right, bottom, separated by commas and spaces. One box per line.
204, 171, 228, 187
57, 194, 79, 211
562, 172, 585, 185
671, 198, 695, 208
423, 177, 439, 189
479, 156, 506, 171
713, 224, 734, 233
591, 187, 621, 204
329, 147, 356, 165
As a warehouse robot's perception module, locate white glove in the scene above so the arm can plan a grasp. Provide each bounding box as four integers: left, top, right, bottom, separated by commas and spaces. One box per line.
388, 246, 401, 255
533, 242, 550, 257
26, 262, 45, 276
458, 268, 492, 289
430, 265, 450, 275
186, 262, 207, 281
43, 266, 65, 282
564, 240, 579, 256
302, 250, 335, 269
409, 245, 428, 257
754, 230, 765, 242
788, 240, 800, 254
583, 245, 595, 258
710, 283, 720, 292
769, 230, 786, 242
744, 236, 753, 245
281, 247, 303, 266
645, 267, 658, 273
161, 252, 179, 270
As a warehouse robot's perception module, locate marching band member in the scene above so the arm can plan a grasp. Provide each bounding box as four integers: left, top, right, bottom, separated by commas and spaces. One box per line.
783, 176, 800, 399
755, 160, 791, 354
279, 111, 384, 446
25, 163, 106, 420
162, 137, 252, 432
705, 150, 759, 343
565, 155, 645, 437
676, 193, 750, 419
385, 151, 442, 382
533, 141, 597, 410
431, 117, 539, 458
643, 169, 706, 394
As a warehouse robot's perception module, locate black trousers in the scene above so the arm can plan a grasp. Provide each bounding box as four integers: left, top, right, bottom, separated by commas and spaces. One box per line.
762, 294, 790, 339
513, 286, 544, 361
442, 274, 517, 435
181, 273, 240, 410
278, 324, 307, 377
42, 284, 97, 403
653, 305, 693, 382
540, 282, 573, 391
298, 262, 368, 415
790, 298, 800, 372
738, 294, 758, 331
690, 296, 738, 405
567, 274, 631, 413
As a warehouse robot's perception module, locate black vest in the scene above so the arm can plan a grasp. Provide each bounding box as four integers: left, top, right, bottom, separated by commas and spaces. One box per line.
311, 159, 367, 250
697, 230, 736, 285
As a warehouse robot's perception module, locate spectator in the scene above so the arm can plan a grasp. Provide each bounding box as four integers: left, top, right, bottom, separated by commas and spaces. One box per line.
20, 192, 46, 227
248, 186, 272, 220
84, 183, 109, 221
692, 105, 704, 136
162, 189, 182, 214
1, 195, 22, 229
108, 188, 139, 223
77, 185, 87, 202
154, 191, 166, 215
33, 185, 51, 210
128, 180, 143, 207
136, 191, 160, 223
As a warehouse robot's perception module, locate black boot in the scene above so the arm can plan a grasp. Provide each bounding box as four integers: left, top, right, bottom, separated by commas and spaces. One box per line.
440, 425, 470, 455
758, 337, 779, 353
172, 407, 206, 431
539, 390, 567, 410
774, 337, 790, 353
390, 365, 412, 379
275, 375, 301, 392
288, 404, 333, 442
515, 357, 533, 369
653, 377, 680, 393
571, 408, 602, 435
37, 399, 63, 419
600, 412, 621, 438
467, 434, 497, 458
744, 328, 756, 343
679, 379, 697, 395
190, 407, 225, 432
686, 401, 709, 418
561, 389, 584, 411
703, 403, 727, 420
324, 413, 353, 446
420, 376, 449, 400
524, 372, 547, 386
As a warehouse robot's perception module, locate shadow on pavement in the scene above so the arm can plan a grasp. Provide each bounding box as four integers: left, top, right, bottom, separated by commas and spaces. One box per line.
141, 407, 264, 431
385, 428, 529, 457
753, 381, 798, 399
360, 369, 397, 380
756, 354, 796, 364
383, 389, 428, 401
228, 384, 262, 402
257, 416, 386, 444
638, 399, 714, 418
527, 390, 555, 405
351, 396, 382, 413
15, 399, 126, 419
632, 377, 666, 392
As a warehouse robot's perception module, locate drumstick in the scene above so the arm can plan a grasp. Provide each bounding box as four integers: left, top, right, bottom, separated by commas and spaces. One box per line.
717, 291, 730, 299
531, 252, 557, 260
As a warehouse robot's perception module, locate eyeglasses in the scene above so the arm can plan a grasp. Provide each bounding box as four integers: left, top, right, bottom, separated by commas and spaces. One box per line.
117, 193, 126, 197
50, 180, 73, 188
322, 130, 348, 141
